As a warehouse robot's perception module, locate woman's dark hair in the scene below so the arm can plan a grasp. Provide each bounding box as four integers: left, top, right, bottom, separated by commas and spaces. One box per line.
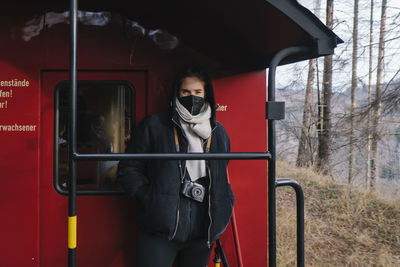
172, 65, 213, 100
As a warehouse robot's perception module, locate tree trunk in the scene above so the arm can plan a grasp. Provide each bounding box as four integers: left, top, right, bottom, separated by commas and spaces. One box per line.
366, 0, 374, 189
349, 0, 359, 184
297, 0, 321, 168
370, 0, 387, 189
297, 58, 315, 167
317, 0, 334, 174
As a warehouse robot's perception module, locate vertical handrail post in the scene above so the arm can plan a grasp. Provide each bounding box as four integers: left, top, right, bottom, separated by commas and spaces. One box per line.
68, 0, 78, 266
267, 46, 309, 267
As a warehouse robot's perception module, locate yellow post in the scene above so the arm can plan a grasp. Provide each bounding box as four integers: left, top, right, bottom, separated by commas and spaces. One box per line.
68, 216, 77, 249
214, 248, 222, 267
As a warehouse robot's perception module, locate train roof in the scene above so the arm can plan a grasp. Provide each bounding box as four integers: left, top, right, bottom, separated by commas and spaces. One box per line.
9, 0, 343, 72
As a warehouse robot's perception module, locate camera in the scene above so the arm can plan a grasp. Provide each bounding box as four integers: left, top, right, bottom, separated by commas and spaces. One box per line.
181, 179, 206, 203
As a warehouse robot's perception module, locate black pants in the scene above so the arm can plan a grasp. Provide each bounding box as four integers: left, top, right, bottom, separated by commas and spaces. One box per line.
136, 231, 213, 267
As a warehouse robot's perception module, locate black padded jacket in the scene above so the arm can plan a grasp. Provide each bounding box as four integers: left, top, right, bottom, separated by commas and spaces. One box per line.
117, 79, 234, 246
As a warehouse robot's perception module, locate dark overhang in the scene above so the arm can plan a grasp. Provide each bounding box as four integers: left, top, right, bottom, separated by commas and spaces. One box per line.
5, 0, 343, 72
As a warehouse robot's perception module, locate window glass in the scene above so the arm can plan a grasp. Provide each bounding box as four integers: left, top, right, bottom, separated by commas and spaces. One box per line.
55, 81, 134, 194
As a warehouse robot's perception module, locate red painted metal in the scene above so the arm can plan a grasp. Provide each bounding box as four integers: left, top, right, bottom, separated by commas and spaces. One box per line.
214, 73, 268, 266
0, 60, 41, 266
0, 10, 267, 267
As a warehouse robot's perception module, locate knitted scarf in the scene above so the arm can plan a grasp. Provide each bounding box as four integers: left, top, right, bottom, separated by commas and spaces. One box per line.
175, 98, 212, 181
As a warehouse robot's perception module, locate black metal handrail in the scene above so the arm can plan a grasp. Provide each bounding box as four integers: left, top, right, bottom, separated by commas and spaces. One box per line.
73, 152, 271, 161
275, 178, 305, 267
68, 0, 78, 266
267, 46, 310, 267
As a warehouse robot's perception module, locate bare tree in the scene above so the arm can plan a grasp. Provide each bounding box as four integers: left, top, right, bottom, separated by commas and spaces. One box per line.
348, 0, 359, 184
297, 58, 316, 167
365, 0, 374, 189
317, 0, 334, 174
297, 0, 322, 168
370, 0, 387, 189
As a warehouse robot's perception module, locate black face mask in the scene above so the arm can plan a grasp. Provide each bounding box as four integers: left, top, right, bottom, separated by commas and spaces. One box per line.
179, 95, 205, 115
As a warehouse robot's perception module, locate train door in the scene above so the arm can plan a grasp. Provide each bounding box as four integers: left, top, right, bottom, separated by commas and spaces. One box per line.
40, 70, 146, 266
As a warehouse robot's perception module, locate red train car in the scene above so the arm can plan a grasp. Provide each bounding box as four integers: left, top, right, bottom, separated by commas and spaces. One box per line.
0, 0, 341, 266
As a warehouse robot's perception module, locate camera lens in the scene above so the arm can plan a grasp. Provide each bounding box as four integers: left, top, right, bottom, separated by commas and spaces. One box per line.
192, 187, 203, 197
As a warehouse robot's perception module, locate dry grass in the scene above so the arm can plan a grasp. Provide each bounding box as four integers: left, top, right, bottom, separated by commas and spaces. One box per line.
276, 161, 400, 266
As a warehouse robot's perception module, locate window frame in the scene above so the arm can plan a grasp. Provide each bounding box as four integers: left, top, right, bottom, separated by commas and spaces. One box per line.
53, 80, 135, 195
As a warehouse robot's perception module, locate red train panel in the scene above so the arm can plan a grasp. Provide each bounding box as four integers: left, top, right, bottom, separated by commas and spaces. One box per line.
0, 8, 267, 267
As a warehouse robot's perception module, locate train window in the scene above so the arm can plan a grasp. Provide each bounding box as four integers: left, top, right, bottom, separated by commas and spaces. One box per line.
54, 81, 134, 195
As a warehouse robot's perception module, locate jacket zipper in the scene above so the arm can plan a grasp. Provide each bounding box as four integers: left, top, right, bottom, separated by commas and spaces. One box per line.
169, 119, 185, 240
169, 159, 186, 240
207, 165, 213, 248
206, 126, 217, 248
169, 209, 180, 240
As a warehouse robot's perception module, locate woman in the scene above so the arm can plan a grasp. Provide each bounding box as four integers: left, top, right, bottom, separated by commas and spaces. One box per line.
118, 66, 235, 267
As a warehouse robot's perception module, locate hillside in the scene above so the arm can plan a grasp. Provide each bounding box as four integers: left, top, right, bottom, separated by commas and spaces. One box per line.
276, 161, 400, 266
